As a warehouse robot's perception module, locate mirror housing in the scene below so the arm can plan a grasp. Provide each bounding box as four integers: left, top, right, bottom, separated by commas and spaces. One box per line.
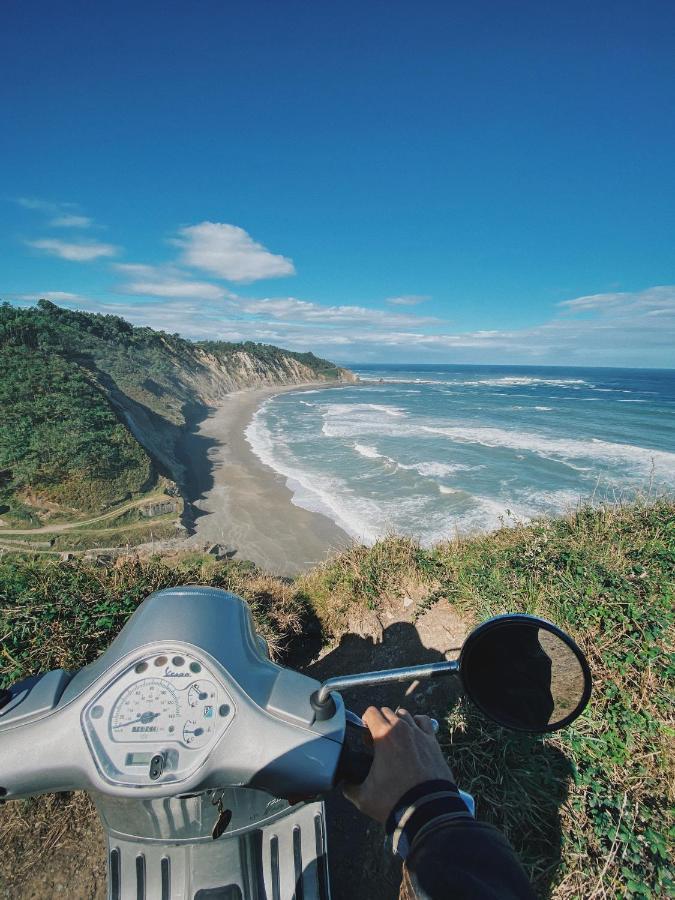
459, 613, 592, 732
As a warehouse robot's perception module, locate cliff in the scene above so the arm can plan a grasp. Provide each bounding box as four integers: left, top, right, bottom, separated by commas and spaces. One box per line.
0, 300, 355, 523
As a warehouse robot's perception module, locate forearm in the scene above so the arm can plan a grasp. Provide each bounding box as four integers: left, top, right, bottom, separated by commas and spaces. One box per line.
386, 780, 536, 900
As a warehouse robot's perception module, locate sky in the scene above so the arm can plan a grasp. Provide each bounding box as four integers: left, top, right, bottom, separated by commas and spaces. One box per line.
2, 0, 674, 367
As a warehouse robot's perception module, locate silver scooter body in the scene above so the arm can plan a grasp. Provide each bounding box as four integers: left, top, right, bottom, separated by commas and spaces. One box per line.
0, 587, 339, 898
96, 790, 329, 899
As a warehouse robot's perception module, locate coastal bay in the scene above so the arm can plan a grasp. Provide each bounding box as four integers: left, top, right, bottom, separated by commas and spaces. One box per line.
245, 364, 675, 547
182, 385, 351, 574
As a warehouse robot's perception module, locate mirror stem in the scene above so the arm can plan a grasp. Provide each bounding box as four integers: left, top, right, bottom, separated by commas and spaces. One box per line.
314, 659, 460, 712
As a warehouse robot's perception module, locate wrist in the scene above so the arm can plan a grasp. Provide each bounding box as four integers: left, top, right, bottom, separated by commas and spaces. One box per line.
385, 778, 473, 859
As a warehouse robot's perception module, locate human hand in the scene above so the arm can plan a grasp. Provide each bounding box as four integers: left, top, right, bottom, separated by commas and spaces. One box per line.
342, 706, 455, 824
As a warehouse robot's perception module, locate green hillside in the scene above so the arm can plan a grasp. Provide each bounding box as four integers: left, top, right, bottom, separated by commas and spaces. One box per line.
0, 346, 153, 523
0, 300, 348, 529
0, 301, 343, 425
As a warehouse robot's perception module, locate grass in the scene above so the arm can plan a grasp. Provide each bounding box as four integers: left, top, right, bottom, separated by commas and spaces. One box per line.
0, 521, 180, 552
0, 499, 673, 898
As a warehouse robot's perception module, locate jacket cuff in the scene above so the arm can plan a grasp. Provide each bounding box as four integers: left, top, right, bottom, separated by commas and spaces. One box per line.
385, 779, 473, 859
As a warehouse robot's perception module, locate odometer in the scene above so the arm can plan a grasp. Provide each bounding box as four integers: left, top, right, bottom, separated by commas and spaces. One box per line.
110, 678, 179, 742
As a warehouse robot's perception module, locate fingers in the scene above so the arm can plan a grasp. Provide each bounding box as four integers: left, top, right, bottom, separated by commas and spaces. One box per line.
362, 706, 393, 738
363, 705, 416, 736
395, 708, 416, 727
363, 706, 437, 738
381, 707, 400, 726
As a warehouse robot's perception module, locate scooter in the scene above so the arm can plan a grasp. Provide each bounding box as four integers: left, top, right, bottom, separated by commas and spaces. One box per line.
0, 586, 591, 899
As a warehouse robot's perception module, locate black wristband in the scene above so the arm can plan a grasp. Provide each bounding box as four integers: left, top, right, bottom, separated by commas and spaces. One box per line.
385, 778, 473, 859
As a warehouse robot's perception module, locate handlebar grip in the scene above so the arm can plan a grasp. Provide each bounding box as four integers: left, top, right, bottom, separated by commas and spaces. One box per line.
335, 720, 374, 785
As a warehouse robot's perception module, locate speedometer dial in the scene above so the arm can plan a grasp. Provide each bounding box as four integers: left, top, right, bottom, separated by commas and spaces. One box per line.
110, 678, 179, 742
84, 650, 236, 787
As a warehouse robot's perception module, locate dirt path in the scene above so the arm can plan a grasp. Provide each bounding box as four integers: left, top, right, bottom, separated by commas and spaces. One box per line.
0, 495, 162, 535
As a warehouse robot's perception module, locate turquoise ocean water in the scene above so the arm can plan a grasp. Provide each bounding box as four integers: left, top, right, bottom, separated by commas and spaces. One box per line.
246, 365, 675, 545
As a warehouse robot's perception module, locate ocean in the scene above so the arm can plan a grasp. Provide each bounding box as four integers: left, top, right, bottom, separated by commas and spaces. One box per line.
245, 365, 675, 546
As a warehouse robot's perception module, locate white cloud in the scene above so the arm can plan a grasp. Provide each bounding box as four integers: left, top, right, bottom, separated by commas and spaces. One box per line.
385, 295, 430, 306
114, 263, 228, 300
12, 284, 673, 365
27, 239, 118, 262
17, 197, 66, 212
173, 222, 296, 283
17, 197, 94, 228
238, 296, 440, 326
15, 291, 85, 303
50, 214, 93, 228
125, 280, 226, 300
115, 264, 163, 278
558, 285, 675, 314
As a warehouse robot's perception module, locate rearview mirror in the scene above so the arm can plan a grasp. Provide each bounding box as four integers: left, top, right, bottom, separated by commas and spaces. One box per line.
459, 614, 592, 732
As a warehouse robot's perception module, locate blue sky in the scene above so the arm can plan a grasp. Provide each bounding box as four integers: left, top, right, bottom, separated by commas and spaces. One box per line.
2, 0, 674, 366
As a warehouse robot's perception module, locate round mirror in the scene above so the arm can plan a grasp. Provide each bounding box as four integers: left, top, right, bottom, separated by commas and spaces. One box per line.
459, 614, 592, 732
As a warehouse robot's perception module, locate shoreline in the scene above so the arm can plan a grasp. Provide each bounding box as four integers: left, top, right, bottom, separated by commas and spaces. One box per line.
182, 382, 352, 575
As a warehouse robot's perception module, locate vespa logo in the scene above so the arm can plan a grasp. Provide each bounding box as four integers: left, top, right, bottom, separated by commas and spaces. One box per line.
164, 667, 190, 678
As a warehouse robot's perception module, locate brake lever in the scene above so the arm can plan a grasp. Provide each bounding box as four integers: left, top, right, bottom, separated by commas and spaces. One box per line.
345, 709, 440, 733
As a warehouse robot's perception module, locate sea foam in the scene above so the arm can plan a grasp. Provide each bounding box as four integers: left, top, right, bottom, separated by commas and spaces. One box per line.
244, 367, 675, 546
421, 424, 675, 477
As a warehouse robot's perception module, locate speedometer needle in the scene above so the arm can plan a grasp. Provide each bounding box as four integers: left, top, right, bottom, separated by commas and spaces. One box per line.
114, 711, 160, 728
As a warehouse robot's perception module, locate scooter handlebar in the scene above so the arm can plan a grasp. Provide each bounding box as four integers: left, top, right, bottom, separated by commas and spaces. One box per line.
335, 718, 375, 785
0, 588, 348, 801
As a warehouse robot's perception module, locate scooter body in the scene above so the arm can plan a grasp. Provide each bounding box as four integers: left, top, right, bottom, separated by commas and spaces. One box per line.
0, 587, 338, 899
0, 585, 591, 899
96, 790, 328, 899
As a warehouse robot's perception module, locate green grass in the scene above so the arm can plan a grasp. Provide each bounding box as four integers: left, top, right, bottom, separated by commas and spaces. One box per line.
0, 500, 672, 898
0, 555, 303, 683
300, 500, 675, 898
430, 503, 675, 899
0, 519, 180, 553
0, 344, 155, 517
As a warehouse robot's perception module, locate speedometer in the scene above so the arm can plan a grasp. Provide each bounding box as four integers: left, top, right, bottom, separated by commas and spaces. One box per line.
110, 678, 179, 742
83, 650, 236, 787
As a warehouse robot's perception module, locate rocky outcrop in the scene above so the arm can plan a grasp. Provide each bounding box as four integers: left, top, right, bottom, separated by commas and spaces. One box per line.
185, 349, 357, 403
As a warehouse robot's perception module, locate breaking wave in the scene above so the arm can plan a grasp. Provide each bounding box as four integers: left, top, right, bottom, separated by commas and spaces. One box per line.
243, 367, 674, 546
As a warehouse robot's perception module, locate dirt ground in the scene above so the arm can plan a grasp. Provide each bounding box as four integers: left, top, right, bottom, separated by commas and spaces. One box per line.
0, 794, 106, 899
0, 595, 470, 900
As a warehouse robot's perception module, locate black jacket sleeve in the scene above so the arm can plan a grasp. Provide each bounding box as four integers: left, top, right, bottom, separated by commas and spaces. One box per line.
386, 780, 536, 900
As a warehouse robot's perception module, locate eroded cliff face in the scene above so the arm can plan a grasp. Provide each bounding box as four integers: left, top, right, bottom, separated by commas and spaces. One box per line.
187, 349, 357, 403
109, 349, 356, 492
0, 302, 356, 521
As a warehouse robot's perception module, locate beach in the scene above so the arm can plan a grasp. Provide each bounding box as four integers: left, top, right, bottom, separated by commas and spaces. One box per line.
183, 384, 351, 575
180, 365, 675, 571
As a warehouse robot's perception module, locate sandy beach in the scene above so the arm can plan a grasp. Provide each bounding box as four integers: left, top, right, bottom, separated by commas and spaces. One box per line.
182, 384, 351, 575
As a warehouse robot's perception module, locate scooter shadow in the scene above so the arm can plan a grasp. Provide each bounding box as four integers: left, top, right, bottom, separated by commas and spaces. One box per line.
299, 621, 572, 900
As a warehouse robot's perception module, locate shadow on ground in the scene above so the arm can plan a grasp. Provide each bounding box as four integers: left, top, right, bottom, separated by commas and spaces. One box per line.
295, 618, 573, 900
176, 403, 220, 531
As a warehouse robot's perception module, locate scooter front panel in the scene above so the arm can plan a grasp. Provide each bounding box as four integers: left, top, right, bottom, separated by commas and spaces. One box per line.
83, 647, 236, 787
